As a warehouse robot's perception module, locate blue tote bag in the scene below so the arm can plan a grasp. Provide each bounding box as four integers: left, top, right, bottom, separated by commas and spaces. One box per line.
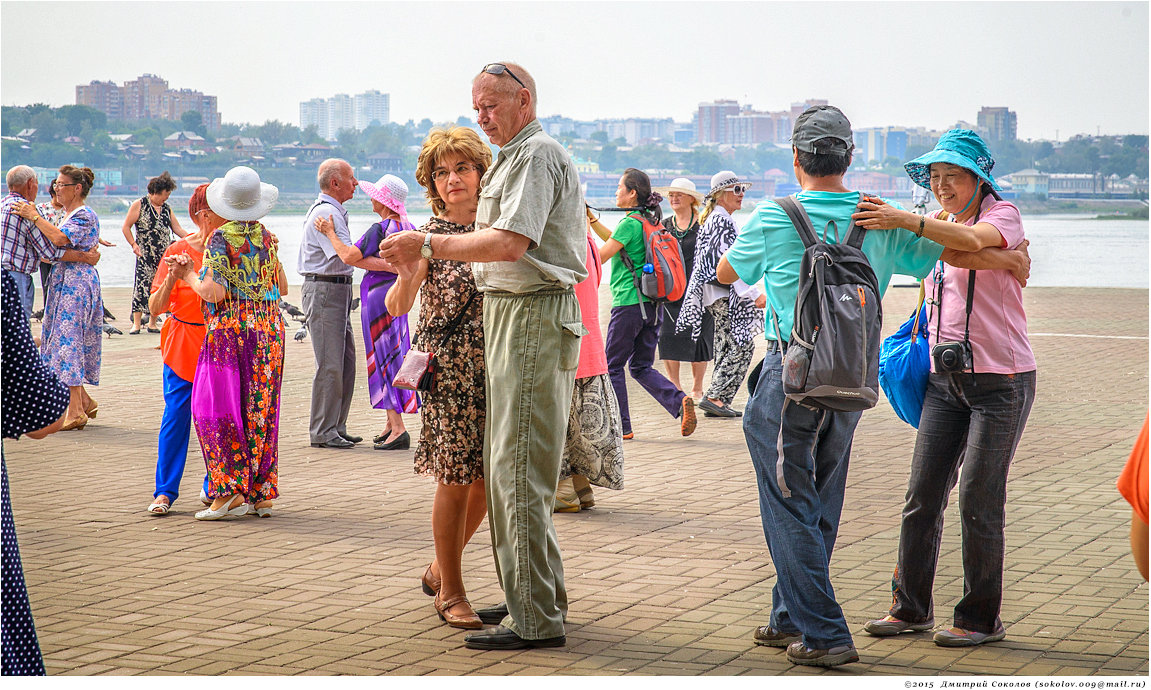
878, 283, 930, 428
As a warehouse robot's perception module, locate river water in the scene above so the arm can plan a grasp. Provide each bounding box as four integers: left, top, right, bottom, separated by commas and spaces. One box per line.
90, 210, 1147, 290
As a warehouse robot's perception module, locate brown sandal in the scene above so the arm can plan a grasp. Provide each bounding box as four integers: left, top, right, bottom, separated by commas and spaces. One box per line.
420, 564, 441, 597
434, 594, 482, 629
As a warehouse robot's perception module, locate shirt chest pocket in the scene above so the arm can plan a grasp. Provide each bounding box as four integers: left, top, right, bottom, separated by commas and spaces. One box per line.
477, 183, 503, 224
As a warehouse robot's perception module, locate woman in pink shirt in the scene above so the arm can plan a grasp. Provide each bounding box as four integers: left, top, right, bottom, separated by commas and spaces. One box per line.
853, 130, 1036, 648
553, 219, 625, 512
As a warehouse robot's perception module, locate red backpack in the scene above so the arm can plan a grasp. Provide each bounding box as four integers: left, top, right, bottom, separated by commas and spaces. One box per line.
617, 212, 688, 318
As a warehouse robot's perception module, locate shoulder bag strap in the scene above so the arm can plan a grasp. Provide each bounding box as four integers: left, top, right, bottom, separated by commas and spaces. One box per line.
434, 289, 479, 350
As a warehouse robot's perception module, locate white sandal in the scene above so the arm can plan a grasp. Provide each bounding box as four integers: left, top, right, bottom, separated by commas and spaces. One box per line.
194, 496, 249, 521
147, 497, 170, 515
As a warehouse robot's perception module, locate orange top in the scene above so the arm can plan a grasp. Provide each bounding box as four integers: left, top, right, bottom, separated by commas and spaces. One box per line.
1118, 413, 1149, 525
151, 239, 207, 382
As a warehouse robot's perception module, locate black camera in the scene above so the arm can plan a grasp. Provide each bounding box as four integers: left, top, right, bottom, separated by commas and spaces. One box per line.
931, 341, 973, 373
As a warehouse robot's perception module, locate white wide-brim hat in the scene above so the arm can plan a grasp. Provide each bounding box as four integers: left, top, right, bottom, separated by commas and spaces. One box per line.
358, 174, 408, 218
653, 177, 704, 203
707, 170, 751, 199
206, 166, 278, 222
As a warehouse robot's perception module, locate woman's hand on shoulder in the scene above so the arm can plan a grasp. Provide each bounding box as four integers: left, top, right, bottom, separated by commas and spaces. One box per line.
851, 196, 911, 231
314, 215, 336, 237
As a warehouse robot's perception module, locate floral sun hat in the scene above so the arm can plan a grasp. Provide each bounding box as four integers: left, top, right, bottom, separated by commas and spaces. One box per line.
904, 129, 1002, 191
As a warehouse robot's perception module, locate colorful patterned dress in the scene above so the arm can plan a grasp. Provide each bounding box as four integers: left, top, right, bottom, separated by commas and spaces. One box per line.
40, 206, 103, 386
354, 219, 419, 414
412, 217, 485, 485
191, 222, 285, 502
131, 197, 174, 316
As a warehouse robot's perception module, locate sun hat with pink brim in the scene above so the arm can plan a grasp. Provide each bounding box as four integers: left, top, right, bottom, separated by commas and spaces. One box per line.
358, 174, 408, 218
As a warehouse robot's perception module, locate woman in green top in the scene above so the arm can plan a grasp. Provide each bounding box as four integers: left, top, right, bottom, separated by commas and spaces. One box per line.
598, 168, 696, 441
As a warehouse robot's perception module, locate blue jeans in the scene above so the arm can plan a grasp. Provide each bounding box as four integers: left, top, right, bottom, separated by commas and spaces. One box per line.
154, 364, 209, 503
3, 270, 33, 319
744, 346, 859, 649
889, 370, 1036, 634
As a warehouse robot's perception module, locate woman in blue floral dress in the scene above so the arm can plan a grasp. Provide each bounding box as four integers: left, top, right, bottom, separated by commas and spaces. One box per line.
40, 166, 104, 431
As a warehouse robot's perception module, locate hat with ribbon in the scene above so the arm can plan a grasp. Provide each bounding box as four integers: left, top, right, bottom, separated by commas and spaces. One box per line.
707, 171, 751, 198
358, 174, 408, 218
653, 177, 704, 203
904, 129, 1002, 191
206, 166, 278, 222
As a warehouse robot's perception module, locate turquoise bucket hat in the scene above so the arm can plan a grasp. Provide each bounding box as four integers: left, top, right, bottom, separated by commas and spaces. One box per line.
904, 129, 1002, 191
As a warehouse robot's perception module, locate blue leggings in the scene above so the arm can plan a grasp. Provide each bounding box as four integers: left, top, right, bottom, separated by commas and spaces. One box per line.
154, 364, 208, 503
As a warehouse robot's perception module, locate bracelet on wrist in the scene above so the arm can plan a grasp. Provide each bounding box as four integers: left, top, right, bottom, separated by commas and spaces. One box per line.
915, 215, 926, 238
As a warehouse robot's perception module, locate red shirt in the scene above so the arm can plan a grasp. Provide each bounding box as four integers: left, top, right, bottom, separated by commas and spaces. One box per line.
150, 239, 206, 382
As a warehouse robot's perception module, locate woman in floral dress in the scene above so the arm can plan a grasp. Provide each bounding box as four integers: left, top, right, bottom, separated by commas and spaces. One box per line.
122, 171, 188, 334
386, 127, 490, 629
168, 166, 287, 521
39, 165, 104, 430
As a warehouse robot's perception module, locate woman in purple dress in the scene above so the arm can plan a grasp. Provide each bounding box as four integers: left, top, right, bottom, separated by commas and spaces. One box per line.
38, 165, 104, 430
314, 174, 419, 451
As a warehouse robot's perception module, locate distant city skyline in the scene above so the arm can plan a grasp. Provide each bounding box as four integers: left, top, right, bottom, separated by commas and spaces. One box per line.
2, 2, 1147, 141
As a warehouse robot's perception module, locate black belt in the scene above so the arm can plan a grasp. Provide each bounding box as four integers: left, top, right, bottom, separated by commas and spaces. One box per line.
767, 339, 787, 353
305, 275, 352, 284
170, 314, 205, 327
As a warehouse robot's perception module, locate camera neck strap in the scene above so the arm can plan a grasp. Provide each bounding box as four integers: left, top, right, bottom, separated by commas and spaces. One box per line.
933, 197, 987, 373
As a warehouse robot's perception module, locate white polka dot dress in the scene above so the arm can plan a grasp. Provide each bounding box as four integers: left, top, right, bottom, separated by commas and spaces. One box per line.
2, 271, 69, 676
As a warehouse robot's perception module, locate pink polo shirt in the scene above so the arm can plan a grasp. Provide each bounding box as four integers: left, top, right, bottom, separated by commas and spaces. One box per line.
926, 196, 1036, 375
574, 230, 608, 380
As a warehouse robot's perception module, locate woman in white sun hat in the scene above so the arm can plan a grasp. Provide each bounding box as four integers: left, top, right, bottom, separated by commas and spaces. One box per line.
652, 177, 712, 402
676, 171, 765, 419
315, 174, 420, 451
166, 165, 288, 520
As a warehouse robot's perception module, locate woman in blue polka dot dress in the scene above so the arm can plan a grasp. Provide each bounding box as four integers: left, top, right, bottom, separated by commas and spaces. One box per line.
2, 271, 70, 675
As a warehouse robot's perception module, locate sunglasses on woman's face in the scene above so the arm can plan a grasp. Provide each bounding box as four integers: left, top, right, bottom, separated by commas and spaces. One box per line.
728, 185, 748, 195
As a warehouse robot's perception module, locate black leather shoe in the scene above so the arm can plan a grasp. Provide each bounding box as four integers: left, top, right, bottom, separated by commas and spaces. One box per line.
476, 602, 508, 625
311, 436, 355, 449
374, 431, 410, 451
698, 398, 741, 418
339, 432, 363, 444
464, 625, 565, 650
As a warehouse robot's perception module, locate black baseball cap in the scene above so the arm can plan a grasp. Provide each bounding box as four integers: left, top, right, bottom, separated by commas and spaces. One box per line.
792, 105, 854, 155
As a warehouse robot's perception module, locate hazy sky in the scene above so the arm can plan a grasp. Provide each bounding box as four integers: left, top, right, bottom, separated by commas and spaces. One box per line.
2, 1, 1147, 141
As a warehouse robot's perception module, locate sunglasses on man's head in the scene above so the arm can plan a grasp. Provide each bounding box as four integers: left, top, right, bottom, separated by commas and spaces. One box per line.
481, 63, 527, 90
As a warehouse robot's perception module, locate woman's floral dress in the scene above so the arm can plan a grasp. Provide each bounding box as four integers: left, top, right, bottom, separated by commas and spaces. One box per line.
412, 217, 485, 485
191, 222, 284, 502
40, 206, 103, 386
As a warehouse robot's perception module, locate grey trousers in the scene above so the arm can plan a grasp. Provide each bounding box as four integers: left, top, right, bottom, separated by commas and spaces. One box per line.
483, 288, 583, 640
301, 280, 356, 444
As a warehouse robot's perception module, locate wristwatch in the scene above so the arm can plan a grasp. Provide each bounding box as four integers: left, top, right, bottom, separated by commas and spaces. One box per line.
420, 232, 434, 259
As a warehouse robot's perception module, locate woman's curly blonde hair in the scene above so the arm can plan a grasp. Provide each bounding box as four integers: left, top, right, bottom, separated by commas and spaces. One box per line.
415, 127, 493, 216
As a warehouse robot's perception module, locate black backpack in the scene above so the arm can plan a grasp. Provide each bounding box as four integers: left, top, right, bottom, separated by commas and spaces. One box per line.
773, 196, 882, 412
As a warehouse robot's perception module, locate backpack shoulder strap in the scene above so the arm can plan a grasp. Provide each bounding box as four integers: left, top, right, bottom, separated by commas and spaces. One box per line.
842, 192, 871, 250
775, 196, 819, 248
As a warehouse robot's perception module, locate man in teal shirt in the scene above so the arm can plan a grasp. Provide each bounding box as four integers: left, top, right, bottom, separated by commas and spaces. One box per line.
716, 105, 1029, 667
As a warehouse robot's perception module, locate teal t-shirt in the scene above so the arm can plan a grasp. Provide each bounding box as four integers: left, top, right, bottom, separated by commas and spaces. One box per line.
725, 190, 943, 340
608, 214, 649, 307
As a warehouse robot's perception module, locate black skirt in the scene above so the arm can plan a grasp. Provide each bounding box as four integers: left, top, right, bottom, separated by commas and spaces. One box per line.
658, 299, 714, 362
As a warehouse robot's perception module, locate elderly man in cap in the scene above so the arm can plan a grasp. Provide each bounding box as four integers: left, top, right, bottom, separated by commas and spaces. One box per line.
298, 158, 362, 449
715, 105, 1031, 667
381, 61, 586, 650
1, 165, 99, 318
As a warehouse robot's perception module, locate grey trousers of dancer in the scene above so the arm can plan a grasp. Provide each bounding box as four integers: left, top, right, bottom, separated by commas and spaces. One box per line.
706, 299, 755, 405
301, 280, 356, 444
483, 288, 582, 640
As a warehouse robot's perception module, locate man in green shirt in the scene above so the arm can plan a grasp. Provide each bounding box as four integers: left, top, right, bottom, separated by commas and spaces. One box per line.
381, 62, 586, 651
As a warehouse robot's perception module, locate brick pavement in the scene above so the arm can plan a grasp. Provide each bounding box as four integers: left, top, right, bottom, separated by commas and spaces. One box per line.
5, 284, 1147, 676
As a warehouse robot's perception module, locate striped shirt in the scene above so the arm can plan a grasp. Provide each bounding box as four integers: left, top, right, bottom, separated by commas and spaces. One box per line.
1, 193, 56, 274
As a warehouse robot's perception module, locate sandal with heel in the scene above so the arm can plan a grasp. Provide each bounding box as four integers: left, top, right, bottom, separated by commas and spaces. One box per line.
434, 594, 482, 629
